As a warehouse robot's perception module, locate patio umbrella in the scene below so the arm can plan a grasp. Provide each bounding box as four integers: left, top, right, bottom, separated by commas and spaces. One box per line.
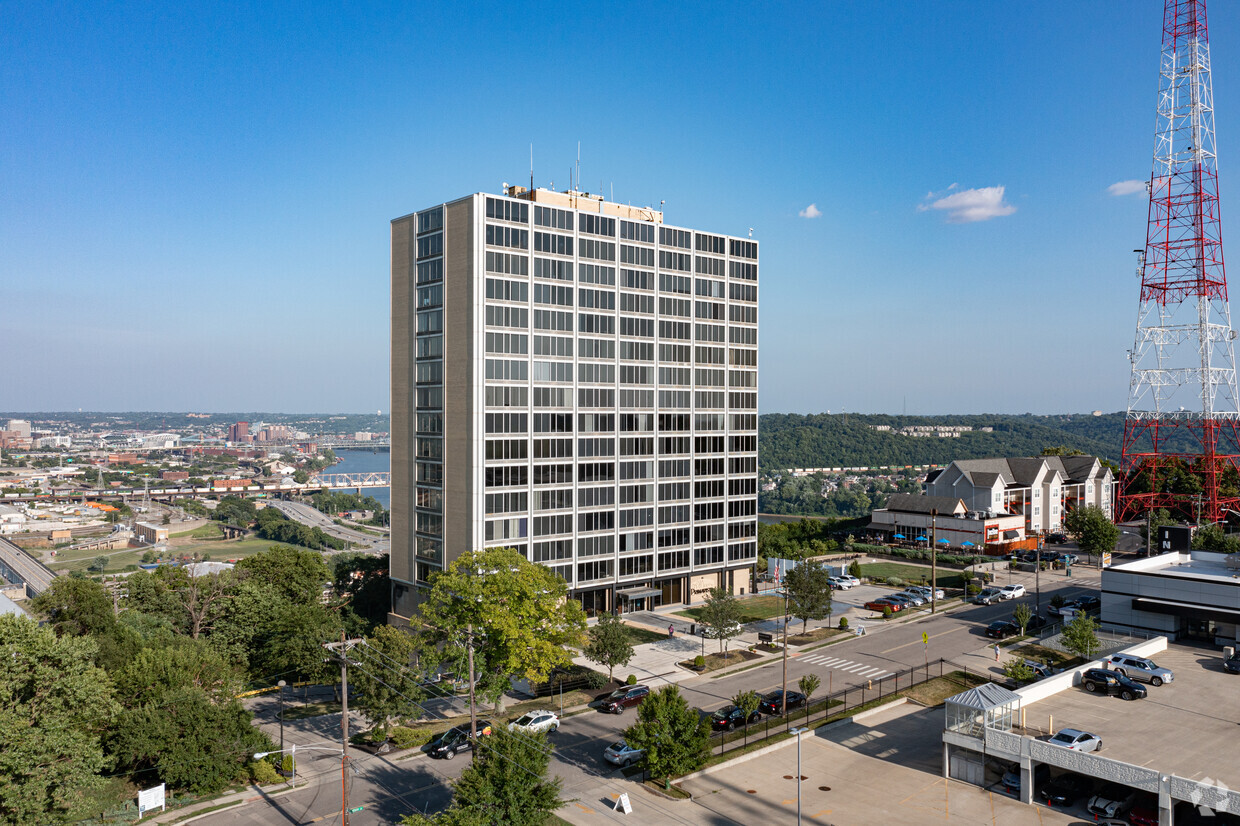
937, 538, 950, 545
961, 541, 975, 547
915, 535, 927, 541
893, 533, 906, 539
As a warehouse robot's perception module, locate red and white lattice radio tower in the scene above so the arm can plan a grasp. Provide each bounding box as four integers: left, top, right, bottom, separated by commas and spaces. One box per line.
1120, 0, 1240, 524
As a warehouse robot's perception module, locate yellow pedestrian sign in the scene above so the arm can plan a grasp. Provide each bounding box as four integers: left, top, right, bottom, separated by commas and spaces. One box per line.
922, 632, 928, 645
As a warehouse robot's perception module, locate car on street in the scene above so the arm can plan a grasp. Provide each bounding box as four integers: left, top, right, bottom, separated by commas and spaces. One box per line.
508, 709, 559, 735
601, 685, 649, 714
1105, 654, 1174, 686
1046, 532, 1066, 544
709, 704, 761, 731
999, 584, 1026, 599
428, 720, 494, 759
907, 585, 945, 600
759, 689, 806, 715
827, 576, 853, 590
1088, 783, 1138, 819
1048, 727, 1102, 752
1225, 653, 1240, 674
864, 598, 904, 613
1001, 762, 1049, 796
1039, 772, 1094, 807
1059, 553, 1080, 565
603, 739, 644, 767
974, 588, 1004, 605
1080, 668, 1147, 700
1049, 595, 1100, 616
985, 620, 1020, 639
1013, 613, 1049, 632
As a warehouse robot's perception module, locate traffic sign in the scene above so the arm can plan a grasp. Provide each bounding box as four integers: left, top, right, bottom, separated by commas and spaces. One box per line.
922, 632, 928, 645
349, 807, 364, 813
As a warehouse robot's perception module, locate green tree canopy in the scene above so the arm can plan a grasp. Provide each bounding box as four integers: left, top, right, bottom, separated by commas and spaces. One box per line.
418, 547, 586, 709
782, 560, 833, 629
622, 685, 711, 783
448, 726, 562, 826
1063, 505, 1119, 558
350, 625, 425, 735
582, 614, 635, 682
0, 615, 120, 825
698, 587, 744, 655
1061, 613, 1102, 660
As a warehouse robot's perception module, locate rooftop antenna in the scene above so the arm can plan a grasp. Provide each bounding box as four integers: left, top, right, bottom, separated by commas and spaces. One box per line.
576, 141, 580, 193
748, 227, 754, 238
530, 144, 534, 191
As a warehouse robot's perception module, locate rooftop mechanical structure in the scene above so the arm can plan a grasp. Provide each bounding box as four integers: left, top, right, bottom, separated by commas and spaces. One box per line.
1120, 0, 1240, 524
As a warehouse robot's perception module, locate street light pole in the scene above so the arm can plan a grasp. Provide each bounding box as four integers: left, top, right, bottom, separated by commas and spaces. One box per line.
930, 509, 938, 614
277, 680, 286, 756
340, 634, 350, 826
467, 622, 478, 742
791, 727, 808, 825
781, 587, 789, 716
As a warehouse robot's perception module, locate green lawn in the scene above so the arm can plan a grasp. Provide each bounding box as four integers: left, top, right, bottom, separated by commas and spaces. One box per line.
673, 594, 788, 624
171, 522, 224, 539
859, 562, 966, 590
48, 538, 307, 573
621, 623, 668, 645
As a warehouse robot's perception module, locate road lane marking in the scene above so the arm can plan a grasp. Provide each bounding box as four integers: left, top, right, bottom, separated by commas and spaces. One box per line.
881, 627, 960, 654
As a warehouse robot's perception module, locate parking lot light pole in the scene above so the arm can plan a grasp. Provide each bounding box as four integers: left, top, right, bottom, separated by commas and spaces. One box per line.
791, 726, 808, 825
930, 509, 938, 614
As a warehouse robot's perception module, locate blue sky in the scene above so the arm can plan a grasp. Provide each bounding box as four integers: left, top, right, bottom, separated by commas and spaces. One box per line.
3, 1, 1236, 415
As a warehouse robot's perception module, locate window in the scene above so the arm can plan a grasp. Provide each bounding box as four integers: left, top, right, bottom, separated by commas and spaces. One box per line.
620, 341, 653, 361
485, 305, 528, 329
620, 293, 654, 314
534, 283, 573, 306
578, 263, 616, 285
579, 288, 615, 310
730, 304, 758, 324
577, 560, 614, 583
659, 296, 690, 317
620, 245, 655, 267
486, 197, 529, 223
620, 460, 654, 480
695, 233, 725, 254
534, 258, 573, 281
418, 209, 444, 234
579, 213, 615, 236
533, 464, 573, 485
579, 313, 614, 334
534, 309, 573, 331
485, 359, 528, 381
659, 250, 691, 271
533, 438, 573, 459
417, 310, 443, 334
485, 225, 529, 250
486, 251, 529, 276
485, 439, 528, 461
417, 335, 443, 359
578, 486, 615, 508
417, 259, 444, 283
417, 233, 443, 259
579, 413, 615, 433
619, 316, 654, 338
534, 232, 573, 256
485, 413, 527, 434
531, 360, 572, 382
485, 386, 528, 407
730, 238, 758, 259
534, 413, 573, 433
579, 338, 615, 359
659, 273, 691, 294
659, 227, 691, 249
534, 205, 572, 229
658, 550, 690, 571
532, 335, 572, 357
578, 510, 615, 532
578, 363, 615, 384
730, 282, 757, 302
486, 278, 528, 302
618, 555, 653, 577
579, 238, 616, 261
485, 491, 527, 515
621, 220, 655, 243
578, 534, 614, 556
485, 332, 528, 355
694, 256, 724, 276
620, 268, 653, 290
577, 437, 615, 458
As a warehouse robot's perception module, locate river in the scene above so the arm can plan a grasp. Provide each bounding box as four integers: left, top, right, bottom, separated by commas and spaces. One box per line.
327, 448, 390, 509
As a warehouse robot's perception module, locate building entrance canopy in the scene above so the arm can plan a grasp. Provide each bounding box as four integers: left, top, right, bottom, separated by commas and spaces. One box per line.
617, 586, 662, 601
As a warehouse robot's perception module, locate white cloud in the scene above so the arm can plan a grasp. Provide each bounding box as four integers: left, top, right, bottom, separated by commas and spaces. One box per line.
1108, 179, 1146, 196
799, 203, 822, 218
918, 185, 1016, 223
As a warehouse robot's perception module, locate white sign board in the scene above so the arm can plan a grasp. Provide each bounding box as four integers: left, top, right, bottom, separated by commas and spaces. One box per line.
138, 783, 166, 814
613, 792, 633, 814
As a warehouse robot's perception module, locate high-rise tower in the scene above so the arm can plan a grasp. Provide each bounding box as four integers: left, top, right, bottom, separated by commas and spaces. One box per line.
389, 185, 759, 622
1120, 0, 1240, 523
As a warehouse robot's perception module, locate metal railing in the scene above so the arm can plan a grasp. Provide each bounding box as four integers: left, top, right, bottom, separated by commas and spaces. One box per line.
702, 658, 959, 759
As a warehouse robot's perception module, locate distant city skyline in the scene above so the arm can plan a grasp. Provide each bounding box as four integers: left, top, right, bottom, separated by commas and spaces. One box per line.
5, 2, 1237, 415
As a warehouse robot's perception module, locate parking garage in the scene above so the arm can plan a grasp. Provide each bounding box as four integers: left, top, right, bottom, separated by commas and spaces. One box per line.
943, 641, 1240, 823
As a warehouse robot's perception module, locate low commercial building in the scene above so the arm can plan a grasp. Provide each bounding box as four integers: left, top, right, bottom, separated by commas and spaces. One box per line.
134, 521, 170, 546
1101, 550, 1240, 646
868, 493, 1027, 551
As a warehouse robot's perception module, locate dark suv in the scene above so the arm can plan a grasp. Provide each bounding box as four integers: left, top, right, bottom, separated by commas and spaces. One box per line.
1081, 668, 1147, 700
759, 689, 806, 715
602, 685, 649, 714
428, 720, 494, 759
985, 620, 1019, 639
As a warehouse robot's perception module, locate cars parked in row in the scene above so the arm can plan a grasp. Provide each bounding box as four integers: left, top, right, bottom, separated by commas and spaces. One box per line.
603, 739, 643, 767
893, 591, 923, 607
974, 587, 1004, 605
908, 585, 944, 600
758, 689, 806, 715
1048, 727, 1102, 752
828, 576, 853, 590
1049, 595, 1100, 616
864, 597, 905, 613
428, 720, 494, 759
709, 704, 762, 731
508, 709, 559, 734
985, 620, 1020, 639
999, 584, 1026, 599
1081, 668, 1148, 700
602, 685, 649, 714
1039, 771, 1093, 807
1105, 654, 1174, 686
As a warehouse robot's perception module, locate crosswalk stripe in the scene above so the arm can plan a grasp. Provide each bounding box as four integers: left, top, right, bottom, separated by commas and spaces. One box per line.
841, 663, 869, 673
821, 658, 849, 667
810, 655, 839, 665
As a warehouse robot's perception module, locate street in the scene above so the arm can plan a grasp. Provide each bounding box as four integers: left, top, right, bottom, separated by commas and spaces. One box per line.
191, 561, 1101, 825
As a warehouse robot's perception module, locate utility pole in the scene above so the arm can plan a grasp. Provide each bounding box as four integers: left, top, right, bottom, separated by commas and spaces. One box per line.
780, 587, 789, 716
467, 622, 478, 742
930, 509, 938, 614
340, 633, 351, 826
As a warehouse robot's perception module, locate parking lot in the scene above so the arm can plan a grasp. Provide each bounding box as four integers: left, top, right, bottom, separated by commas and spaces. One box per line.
997, 642, 1240, 820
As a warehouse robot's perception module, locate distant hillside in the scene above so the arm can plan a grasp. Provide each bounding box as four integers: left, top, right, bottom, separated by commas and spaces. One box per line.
758, 413, 1125, 473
